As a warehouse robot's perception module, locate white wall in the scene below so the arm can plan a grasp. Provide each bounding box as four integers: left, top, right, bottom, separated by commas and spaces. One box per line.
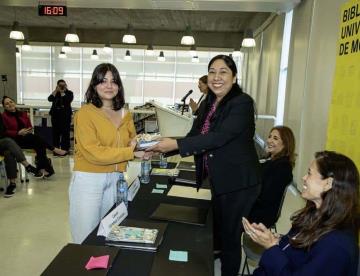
285, 0, 347, 188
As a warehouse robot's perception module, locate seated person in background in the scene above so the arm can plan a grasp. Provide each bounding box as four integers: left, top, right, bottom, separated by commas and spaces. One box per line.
243, 151, 359, 276
248, 125, 295, 228
189, 75, 208, 115
1, 96, 66, 178
1, 138, 44, 197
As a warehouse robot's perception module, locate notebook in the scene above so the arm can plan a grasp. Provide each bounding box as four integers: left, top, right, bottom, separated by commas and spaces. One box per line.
150, 203, 209, 226
105, 219, 168, 252
41, 243, 119, 276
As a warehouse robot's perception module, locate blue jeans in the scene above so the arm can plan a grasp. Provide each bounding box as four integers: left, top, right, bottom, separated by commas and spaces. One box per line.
69, 171, 121, 243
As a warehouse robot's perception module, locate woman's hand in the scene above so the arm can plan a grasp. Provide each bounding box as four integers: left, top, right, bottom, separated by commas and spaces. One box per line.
129, 138, 137, 151
242, 217, 279, 249
18, 128, 32, 136
146, 138, 178, 153
189, 98, 198, 112
134, 151, 153, 160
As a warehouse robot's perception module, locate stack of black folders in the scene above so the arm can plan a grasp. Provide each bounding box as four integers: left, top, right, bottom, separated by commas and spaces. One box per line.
105, 219, 168, 252
150, 203, 209, 226
41, 244, 119, 276
173, 161, 197, 186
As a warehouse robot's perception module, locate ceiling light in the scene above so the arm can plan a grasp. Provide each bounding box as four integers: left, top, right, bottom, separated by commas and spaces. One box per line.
62, 41, 72, 53
65, 24, 79, 43
58, 51, 67, 59
124, 50, 132, 61
232, 47, 241, 57
158, 51, 165, 62
103, 41, 112, 54
146, 44, 154, 56
189, 45, 197, 56
191, 56, 199, 63
242, 29, 256, 48
122, 24, 136, 44
15, 47, 21, 57
9, 21, 24, 40
181, 26, 195, 45
91, 49, 99, 60
22, 38, 32, 51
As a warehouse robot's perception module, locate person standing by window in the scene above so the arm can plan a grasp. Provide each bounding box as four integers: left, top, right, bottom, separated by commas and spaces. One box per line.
48, 79, 74, 156
148, 55, 260, 276
69, 63, 145, 243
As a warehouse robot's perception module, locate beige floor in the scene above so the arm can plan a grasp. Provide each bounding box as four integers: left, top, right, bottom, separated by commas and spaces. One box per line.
0, 154, 305, 276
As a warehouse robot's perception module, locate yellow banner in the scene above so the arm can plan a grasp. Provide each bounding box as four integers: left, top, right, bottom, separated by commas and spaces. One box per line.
326, 0, 360, 168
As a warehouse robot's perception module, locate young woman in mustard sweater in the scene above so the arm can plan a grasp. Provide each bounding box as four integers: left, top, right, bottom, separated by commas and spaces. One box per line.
69, 63, 144, 243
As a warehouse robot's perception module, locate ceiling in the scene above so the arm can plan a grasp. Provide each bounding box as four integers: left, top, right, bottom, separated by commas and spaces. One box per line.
0, 0, 301, 49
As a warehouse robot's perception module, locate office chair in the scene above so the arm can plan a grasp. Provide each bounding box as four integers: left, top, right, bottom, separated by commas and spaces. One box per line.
239, 181, 292, 276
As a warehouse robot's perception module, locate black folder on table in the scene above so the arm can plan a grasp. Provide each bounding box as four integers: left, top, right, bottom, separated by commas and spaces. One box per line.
105, 219, 168, 252
41, 243, 119, 276
176, 161, 196, 171
174, 170, 197, 186
150, 203, 208, 226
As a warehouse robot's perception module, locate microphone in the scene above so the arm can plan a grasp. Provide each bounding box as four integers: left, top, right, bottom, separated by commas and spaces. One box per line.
181, 89, 193, 102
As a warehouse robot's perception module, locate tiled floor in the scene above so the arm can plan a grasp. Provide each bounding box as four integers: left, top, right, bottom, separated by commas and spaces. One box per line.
0, 154, 305, 276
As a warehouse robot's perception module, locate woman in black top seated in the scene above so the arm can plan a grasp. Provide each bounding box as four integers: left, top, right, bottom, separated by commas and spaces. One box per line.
248, 125, 295, 228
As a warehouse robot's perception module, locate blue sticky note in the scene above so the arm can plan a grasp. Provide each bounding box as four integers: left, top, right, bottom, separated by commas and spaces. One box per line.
156, 183, 168, 189
151, 188, 164, 194
169, 250, 188, 262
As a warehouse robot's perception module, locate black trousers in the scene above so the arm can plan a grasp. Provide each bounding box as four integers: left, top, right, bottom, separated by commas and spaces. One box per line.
212, 185, 260, 276
0, 137, 27, 179
51, 113, 71, 151
15, 134, 53, 171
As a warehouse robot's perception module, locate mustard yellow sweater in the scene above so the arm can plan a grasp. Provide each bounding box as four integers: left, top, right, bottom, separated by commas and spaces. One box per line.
73, 103, 136, 172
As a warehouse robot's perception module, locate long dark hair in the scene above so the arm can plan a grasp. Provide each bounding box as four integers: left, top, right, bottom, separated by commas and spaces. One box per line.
84, 63, 125, 110
290, 151, 359, 248
268, 125, 296, 167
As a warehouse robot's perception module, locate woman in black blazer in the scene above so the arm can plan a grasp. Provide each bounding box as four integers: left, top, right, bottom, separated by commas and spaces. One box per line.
248, 126, 295, 228
148, 55, 261, 276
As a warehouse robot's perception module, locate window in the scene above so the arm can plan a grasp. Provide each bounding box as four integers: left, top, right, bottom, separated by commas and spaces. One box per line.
16, 46, 243, 107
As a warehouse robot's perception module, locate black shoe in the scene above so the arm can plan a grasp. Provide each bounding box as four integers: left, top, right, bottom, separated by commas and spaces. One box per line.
43, 171, 55, 179
4, 183, 16, 198
26, 165, 44, 178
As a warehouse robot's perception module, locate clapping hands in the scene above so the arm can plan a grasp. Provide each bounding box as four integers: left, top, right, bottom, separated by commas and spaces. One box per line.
242, 217, 280, 249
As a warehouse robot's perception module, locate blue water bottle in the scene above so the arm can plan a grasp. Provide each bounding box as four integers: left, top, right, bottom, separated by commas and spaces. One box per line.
116, 174, 128, 208
140, 160, 151, 184
159, 153, 168, 168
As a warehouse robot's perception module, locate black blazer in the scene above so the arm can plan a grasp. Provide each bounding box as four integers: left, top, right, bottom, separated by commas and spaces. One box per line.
48, 89, 74, 117
248, 156, 293, 227
177, 85, 260, 195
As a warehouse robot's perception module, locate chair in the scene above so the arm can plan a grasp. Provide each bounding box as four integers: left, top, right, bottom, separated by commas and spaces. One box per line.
18, 163, 29, 183
240, 182, 292, 276
0, 156, 8, 191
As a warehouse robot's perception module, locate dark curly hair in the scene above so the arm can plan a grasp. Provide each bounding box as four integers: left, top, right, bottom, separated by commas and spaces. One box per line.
84, 63, 125, 111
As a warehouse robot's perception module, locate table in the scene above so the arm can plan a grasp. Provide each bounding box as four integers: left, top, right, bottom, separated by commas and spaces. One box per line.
82, 164, 214, 276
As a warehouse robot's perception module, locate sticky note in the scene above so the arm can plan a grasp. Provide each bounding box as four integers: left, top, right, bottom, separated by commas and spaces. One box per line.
85, 255, 109, 270
169, 250, 188, 262
151, 188, 164, 194
156, 183, 168, 189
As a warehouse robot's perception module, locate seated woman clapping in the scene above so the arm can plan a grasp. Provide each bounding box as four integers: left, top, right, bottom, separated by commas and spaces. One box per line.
243, 151, 359, 276
1, 96, 66, 177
